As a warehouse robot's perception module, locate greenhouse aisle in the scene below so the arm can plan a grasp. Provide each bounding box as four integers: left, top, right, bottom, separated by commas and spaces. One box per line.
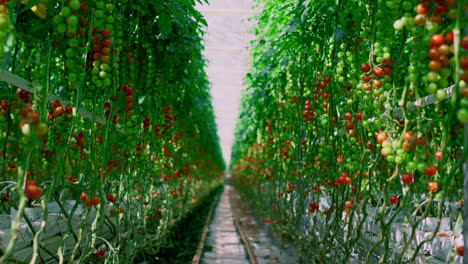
201, 185, 289, 264
201, 185, 249, 264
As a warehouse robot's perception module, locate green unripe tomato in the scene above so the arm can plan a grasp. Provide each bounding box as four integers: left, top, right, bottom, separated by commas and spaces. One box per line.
394, 19, 405, 31
69, 0, 81, 10
61, 7, 72, 17
373, 119, 382, 128
438, 79, 449, 89
449, 57, 457, 68
95, 10, 105, 18
99, 71, 107, 78
100, 63, 111, 72
65, 48, 76, 58
395, 155, 405, 164
407, 161, 417, 170
106, 16, 115, 24
460, 80, 467, 89
57, 23, 67, 34
427, 72, 440, 82
405, 19, 415, 30
417, 162, 426, 172
67, 24, 78, 33
407, 74, 418, 82
435, 89, 446, 101
457, 109, 468, 123
65, 59, 75, 69
91, 75, 99, 83
460, 98, 468, 108
94, 79, 103, 88
53, 15, 64, 25
425, 22, 439, 33
103, 78, 112, 87
21, 124, 31, 136
425, 83, 438, 94
68, 38, 80, 48
440, 68, 450, 79
67, 15, 78, 25
68, 73, 78, 82
421, 75, 428, 84
382, 140, 392, 148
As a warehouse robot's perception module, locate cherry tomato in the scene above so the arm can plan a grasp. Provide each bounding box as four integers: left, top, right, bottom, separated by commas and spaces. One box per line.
401, 174, 413, 184
424, 165, 437, 177
25, 180, 41, 200
427, 182, 438, 192
389, 196, 399, 204
456, 245, 464, 256
431, 34, 444, 47
416, 3, 429, 15
361, 64, 371, 72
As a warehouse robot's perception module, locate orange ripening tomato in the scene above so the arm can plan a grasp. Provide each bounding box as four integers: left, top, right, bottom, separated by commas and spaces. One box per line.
427, 182, 438, 193
25, 180, 41, 200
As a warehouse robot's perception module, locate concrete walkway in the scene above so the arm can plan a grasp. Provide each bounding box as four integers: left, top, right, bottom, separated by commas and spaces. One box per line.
201, 185, 249, 264
230, 189, 289, 264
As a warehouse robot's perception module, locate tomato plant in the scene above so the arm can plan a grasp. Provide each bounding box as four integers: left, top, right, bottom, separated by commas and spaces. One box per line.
231, 0, 466, 262
0, 0, 224, 263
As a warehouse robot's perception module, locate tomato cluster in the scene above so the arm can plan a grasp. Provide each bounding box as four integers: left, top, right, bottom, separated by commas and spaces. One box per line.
0, 0, 11, 63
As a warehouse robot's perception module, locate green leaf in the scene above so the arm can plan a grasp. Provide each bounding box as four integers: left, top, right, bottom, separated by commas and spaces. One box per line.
453, 212, 463, 236
158, 12, 172, 35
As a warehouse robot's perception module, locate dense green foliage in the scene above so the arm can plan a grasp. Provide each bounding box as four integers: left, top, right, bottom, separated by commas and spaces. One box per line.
0, 0, 224, 262
232, 0, 467, 262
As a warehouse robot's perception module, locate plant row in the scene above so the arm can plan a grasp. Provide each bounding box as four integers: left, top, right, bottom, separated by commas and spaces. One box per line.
231, 0, 467, 263
0, 0, 224, 263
